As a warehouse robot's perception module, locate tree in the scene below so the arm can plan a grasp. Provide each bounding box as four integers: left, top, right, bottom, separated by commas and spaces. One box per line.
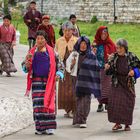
9, 0, 16, 5
3, 0, 17, 15
4, 0, 9, 15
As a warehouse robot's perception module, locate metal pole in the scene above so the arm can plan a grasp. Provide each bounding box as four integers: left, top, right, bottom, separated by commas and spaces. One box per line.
41, 0, 43, 14
113, 0, 116, 23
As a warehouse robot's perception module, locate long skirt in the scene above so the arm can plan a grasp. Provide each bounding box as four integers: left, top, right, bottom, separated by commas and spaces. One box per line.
32, 77, 56, 132
0, 43, 17, 73
58, 72, 76, 113
98, 69, 111, 104
73, 95, 91, 125
108, 84, 135, 125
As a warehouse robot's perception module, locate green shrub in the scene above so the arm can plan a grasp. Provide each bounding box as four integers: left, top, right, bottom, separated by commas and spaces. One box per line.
91, 16, 98, 23
11, 8, 22, 29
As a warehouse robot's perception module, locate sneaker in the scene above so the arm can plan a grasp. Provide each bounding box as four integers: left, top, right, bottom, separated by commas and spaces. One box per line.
35, 130, 47, 135
68, 111, 73, 118
47, 129, 54, 135
80, 124, 87, 128
72, 123, 80, 127
97, 104, 104, 112
64, 111, 73, 118
64, 113, 69, 118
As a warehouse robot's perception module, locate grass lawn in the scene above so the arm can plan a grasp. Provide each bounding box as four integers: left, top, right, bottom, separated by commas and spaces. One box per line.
14, 19, 140, 58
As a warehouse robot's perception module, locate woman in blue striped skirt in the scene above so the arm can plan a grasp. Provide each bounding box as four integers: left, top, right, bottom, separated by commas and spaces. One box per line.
22, 30, 64, 135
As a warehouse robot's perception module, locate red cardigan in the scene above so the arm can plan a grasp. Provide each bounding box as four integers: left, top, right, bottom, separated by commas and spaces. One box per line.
25, 44, 56, 113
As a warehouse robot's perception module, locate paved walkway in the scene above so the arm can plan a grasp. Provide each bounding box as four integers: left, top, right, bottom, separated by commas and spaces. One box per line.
1, 45, 140, 140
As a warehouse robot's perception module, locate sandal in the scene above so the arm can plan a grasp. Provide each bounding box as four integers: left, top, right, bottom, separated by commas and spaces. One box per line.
124, 125, 131, 131
112, 124, 122, 131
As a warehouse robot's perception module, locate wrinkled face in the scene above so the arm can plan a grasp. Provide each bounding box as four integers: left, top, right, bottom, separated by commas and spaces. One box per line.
36, 35, 46, 48
63, 28, 73, 39
42, 19, 50, 26
3, 19, 11, 26
116, 45, 126, 56
101, 31, 108, 41
30, 3, 36, 10
80, 41, 87, 52
70, 18, 76, 25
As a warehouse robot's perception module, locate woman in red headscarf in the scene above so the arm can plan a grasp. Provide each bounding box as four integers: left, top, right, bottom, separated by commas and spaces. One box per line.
37, 15, 55, 48
93, 26, 116, 112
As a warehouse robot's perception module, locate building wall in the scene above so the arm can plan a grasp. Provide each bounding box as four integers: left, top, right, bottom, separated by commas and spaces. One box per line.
36, 0, 140, 23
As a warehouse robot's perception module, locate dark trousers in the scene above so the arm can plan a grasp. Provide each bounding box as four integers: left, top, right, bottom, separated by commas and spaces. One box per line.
73, 95, 91, 125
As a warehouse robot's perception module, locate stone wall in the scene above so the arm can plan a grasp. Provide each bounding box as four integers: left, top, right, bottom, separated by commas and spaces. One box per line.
36, 0, 140, 23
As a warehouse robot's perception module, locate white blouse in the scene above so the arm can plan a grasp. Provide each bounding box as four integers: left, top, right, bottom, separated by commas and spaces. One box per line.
66, 51, 79, 77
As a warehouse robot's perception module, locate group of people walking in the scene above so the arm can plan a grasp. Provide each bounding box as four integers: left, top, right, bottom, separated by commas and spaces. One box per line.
0, 0, 140, 136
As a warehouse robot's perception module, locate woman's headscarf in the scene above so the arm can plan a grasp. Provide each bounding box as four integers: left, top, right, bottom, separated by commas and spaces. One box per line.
94, 26, 116, 61
74, 36, 92, 58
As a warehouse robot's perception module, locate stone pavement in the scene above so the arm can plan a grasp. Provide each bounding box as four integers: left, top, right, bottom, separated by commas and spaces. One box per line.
0, 45, 140, 140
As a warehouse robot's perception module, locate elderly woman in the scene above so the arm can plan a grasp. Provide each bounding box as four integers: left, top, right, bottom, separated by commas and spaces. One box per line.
37, 15, 55, 48
22, 30, 64, 135
93, 26, 116, 112
105, 39, 140, 131
0, 15, 17, 77
66, 36, 101, 128
55, 21, 78, 118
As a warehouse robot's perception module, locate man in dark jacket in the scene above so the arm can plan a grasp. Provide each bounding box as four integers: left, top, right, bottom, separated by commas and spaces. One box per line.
24, 1, 42, 50
59, 14, 80, 37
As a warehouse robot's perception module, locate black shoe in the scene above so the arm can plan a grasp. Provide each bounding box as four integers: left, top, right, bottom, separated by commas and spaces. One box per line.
0, 70, 3, 75
6, 72, 11, 77
97, 104, 104, 112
